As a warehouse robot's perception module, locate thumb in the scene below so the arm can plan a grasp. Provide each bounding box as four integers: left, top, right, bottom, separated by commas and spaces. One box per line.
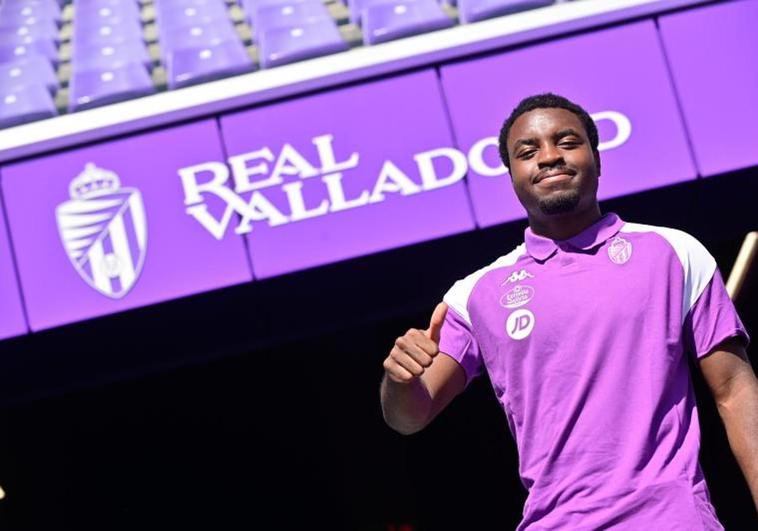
426, 302, 448, 344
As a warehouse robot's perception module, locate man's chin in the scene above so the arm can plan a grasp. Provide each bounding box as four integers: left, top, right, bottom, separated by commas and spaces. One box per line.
537, 191, 581, 215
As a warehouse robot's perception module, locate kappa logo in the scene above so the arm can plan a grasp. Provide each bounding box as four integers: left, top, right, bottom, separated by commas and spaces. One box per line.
608, 236, 632, 265
503, 269, 534, 285
56, 163, 147, 298
506, 308, 535, 340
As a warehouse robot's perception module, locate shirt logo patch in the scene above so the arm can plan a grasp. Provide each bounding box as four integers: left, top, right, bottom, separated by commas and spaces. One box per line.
500, 285, 534, 309
608, 236, 632, 265
506, 309, 535, 340
503, 269, 534, 284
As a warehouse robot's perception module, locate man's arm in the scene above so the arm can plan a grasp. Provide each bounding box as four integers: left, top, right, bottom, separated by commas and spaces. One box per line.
380, 303, 467, 435
699, 337, 758, 513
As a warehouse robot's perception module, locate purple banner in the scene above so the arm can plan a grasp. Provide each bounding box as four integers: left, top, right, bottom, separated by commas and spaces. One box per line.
439, 21, 696, 228
2, 120, 251, 331
0, 186, 27, 339
214, 70, 475, 278
659, 0, 758, 177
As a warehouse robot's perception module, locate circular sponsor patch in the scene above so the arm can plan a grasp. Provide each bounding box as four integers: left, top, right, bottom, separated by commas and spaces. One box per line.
506, 309, 535, 340
608, 236, 632, 265
500, 285, 535, 308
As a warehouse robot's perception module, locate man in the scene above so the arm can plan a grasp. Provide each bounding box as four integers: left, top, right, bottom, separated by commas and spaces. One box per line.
380, 93, 758, 529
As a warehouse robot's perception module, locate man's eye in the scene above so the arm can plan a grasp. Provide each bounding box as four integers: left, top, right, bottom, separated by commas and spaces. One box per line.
519, 150, 536, 159
560, 141, 579, 148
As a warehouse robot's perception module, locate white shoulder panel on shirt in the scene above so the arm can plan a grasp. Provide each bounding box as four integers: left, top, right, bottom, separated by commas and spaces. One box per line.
620, 222, 717, 321
443, 244, 527, 326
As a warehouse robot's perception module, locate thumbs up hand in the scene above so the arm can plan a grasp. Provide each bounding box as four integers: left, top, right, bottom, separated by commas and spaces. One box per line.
383, 303, 449, 384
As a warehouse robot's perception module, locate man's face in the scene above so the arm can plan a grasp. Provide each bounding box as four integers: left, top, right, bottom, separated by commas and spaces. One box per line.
507, 108, 600, 219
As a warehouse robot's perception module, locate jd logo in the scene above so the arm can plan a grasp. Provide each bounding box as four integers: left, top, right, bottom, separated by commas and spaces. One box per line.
506, 309, 535, 340
56, 163, 147, 298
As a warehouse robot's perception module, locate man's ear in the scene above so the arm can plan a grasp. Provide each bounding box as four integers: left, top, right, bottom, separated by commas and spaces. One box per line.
593, 150, 601, 178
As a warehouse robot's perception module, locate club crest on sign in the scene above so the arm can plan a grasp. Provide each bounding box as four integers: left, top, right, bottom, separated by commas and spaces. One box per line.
55, 163, 147, 298
608, 236, 632, 265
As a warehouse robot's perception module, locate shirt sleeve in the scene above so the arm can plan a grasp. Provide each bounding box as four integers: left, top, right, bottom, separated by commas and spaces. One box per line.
683, 268, 750, 360
439, 300, 483, 388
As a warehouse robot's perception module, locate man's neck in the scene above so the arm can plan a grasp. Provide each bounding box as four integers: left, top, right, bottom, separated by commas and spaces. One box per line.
527, 205, 603, 241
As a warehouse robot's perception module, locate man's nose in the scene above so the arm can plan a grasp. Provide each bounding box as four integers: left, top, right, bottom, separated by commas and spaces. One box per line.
537, 144, 565, 168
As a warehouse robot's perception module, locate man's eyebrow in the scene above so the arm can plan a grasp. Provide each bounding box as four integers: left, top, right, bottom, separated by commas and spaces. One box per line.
554, 128, 583, 140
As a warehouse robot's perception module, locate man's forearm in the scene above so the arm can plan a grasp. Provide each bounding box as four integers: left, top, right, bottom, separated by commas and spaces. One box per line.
380, 374, 434, 435
717, 373, 758, 513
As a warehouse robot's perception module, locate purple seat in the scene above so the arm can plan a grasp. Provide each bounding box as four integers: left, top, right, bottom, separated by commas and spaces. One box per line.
0, 20, 61, 44
72, 19, 144, 48
457, 0, 552, 23
0, 84, 57, 128
0, 17, 60, 42
72, 41, 150, 71
160, 21, 237, 53
362, 0, 453, 44
155, 2, 230, 30
75, 2, 142, 25
69, 63, 155, 111
0, 56, 58, 92
0, 39, 58, 65
165, 39, 253, 89
0, 1, 62, 24
74, 13, 142, 33
252, 0, 331, 37
258, 18, 347, 68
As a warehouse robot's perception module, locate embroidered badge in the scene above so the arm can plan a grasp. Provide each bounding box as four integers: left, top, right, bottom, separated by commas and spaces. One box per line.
608, 236, 632, 265
506, 309, 535, 340
500, 285, 535, 309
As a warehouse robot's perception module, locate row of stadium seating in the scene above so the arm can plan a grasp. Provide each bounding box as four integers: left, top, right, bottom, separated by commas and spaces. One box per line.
0, 0, 559, 128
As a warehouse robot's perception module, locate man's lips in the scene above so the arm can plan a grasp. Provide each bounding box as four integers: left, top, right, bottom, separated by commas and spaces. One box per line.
533, 169, 576, 185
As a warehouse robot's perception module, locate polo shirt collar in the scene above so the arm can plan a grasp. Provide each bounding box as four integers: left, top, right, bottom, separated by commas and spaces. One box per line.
524, 212, 624, 261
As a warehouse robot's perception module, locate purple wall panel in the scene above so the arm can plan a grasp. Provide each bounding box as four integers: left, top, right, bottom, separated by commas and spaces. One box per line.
2, 120, 252, 331
219, 69, 476, 279
659, 0, 758, 177
0, 184, 28, 339
440, 21, 696, 228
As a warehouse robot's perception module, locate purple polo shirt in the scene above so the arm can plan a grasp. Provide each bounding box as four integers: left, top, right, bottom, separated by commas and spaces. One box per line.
439, 213, 749, 530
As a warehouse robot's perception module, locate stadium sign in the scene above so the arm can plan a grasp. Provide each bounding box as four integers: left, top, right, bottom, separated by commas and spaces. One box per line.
178, 111, 631, 240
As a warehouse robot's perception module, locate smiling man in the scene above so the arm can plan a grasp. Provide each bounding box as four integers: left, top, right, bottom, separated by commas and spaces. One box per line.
380, 93, 758, 529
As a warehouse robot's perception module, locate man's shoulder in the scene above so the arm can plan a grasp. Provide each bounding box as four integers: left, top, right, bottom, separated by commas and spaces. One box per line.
619, 220, 714, 267
442, 244, 528, 325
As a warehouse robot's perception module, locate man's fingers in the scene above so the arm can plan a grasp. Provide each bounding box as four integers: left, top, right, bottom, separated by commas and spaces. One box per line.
426, 302, 449, 343
396, 334, 435, 367
390, 346, 425, 376
383, 358, 416, 383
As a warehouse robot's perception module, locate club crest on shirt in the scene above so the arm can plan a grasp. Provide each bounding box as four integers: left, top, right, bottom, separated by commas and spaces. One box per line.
608, 236, 632, 265
500, 285, 535, 308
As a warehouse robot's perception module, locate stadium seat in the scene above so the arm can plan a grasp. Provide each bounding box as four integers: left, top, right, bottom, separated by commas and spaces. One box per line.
160, 21, 238, 52
0, 39, 59, 65
249, 0, 331, 32
74, 0, 142, 25
362, 0, 453, 45
0, 55, 59, 93
72, 41, 151, 71
164, 38, 254, 88
0, 19, 61, 44
0, 0, 62, 24
0, 84, 57, 128
457, 0, 553, 24
69, 63, 155, 111
258, 17, 348, 68
72, 19, 145, 48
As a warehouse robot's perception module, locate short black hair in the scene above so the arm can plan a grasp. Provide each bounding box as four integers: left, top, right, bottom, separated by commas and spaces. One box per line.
498, 93, 599, 169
